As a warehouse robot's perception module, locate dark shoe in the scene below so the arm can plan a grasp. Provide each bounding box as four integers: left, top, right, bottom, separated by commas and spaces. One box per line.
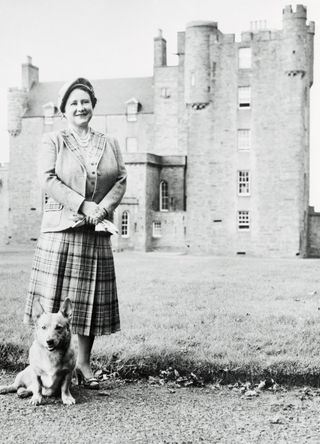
76, 368, 100, 390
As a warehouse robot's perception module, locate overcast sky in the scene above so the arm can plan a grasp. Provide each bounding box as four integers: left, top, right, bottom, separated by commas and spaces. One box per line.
1, 0, 319, 206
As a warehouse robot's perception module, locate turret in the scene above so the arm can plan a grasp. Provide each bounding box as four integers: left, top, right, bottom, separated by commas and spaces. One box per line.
22, 56, 39, 90
282, 5, 311, 78
154, 29, 167, 67
184, 21, 218, 107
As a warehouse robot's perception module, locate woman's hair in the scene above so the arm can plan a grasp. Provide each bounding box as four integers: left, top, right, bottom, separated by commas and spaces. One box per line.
58, 77, 97, 113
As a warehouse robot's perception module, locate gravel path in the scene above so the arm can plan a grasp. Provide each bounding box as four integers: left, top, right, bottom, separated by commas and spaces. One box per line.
1, 373, 320, 444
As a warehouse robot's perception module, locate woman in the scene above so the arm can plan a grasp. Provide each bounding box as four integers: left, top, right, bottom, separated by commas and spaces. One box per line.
24, 78, 127, 389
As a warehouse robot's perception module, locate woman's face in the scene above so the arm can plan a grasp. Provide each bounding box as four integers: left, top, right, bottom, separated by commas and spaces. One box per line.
64, 88, 93, 129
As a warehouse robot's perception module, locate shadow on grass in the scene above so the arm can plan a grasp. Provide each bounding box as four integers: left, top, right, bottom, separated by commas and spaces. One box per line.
2, 344, 320, 387
92, 352, 320, 388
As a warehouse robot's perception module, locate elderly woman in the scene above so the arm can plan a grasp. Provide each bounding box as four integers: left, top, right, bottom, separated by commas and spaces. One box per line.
24, 78, 127, 389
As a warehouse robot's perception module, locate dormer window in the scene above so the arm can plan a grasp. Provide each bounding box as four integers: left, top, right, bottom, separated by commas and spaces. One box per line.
43, 102, 57, 125
126, 98, 139, 122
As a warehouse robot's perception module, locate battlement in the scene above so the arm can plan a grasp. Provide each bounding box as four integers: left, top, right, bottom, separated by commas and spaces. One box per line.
283, 4, 307, 20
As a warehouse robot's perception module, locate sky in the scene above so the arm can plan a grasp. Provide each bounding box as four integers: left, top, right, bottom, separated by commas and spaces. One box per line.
0, 0, 320, 206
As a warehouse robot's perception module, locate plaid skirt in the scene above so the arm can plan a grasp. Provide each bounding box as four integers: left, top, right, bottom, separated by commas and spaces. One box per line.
24, 229, 120, 336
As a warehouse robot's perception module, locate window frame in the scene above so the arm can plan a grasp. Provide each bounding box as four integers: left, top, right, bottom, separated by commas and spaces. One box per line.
126, 137, 138, 153
237, 170, 250, 196
126, 99, 138, 122
161, 87, 170, 98
238, 86, 251, 109
152, 221, 162, 238
238, 210, 250, 231
237, 129, 251, 151
160, 180, 169, 212
238, 47, 252, 69
121, 210, 130, 238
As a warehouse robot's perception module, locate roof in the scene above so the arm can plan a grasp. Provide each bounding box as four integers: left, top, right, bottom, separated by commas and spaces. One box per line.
24, 77, 154, 117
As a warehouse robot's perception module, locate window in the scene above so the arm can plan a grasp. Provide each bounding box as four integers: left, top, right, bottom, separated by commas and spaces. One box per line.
238, 171, 250, 195
160, 180, 169, 211
126, 137, 138, 153
238, 210, 250, 230
152, 221, 162, 238
238, 86, 251, 108
161, 87, 170, 98
237, 129, 251, 151
191, 72, 196, 87
121, 211, 129, 237
238, 48, 252, 69
126, 98, 139, 122
42, 102, 56, 125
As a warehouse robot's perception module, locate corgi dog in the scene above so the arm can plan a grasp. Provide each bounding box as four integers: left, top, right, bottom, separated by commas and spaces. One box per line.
0, 298, 76, 406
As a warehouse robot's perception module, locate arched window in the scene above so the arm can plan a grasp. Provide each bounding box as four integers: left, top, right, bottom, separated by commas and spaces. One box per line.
121, 211, 129, 237
160, 180, 169, 211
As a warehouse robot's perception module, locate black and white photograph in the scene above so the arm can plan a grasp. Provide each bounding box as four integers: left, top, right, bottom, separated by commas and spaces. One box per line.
0, 0, 320, 442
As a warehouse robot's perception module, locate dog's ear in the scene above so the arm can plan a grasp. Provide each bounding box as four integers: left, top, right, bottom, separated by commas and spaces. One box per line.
32, 297, 45, 320
60, 298, 73, 320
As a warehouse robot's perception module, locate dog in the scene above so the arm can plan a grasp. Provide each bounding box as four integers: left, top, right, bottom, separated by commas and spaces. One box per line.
0, 297, 76, 406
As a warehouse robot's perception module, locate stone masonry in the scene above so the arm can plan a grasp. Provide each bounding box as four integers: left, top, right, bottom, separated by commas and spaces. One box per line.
2, 5, 316, 256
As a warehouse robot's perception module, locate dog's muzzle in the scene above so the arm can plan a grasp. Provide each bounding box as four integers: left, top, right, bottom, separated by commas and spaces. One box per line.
46, 339, 56, 351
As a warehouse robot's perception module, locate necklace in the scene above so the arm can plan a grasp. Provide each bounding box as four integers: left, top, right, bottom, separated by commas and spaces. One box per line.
70, 128, 92, 147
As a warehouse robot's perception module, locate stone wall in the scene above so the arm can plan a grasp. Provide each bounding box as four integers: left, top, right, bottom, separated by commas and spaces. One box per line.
0, 164, 9, 245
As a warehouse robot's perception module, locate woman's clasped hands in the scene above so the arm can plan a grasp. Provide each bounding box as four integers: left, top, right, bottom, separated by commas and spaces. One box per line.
80, 201, 107, 225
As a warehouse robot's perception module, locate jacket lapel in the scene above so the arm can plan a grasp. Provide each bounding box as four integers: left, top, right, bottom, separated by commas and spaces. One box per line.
61, 130, 107, 167
91, 131, 107, 165
61, 130, 85, 167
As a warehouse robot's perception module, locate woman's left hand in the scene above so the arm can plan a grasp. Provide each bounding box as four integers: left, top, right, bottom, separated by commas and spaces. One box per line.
87, 207, 107, 225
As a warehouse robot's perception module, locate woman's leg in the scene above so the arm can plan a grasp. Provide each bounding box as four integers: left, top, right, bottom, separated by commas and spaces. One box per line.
77, 334, 95, 378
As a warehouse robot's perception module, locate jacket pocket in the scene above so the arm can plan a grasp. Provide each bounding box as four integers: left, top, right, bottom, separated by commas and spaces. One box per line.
44, 201, 63, 211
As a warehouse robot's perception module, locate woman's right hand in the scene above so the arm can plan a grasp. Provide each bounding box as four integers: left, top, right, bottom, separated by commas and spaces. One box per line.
79, 201, 102, 225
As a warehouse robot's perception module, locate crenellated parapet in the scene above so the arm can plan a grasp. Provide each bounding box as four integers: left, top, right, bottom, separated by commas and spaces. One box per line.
282, 4, 313, 82
7, 87, 29, 137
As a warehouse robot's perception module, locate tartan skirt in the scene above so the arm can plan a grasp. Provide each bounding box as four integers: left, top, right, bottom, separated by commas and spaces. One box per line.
24, 229, 120, 336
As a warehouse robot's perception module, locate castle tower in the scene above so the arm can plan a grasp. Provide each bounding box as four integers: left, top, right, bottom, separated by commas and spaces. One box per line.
278, 5, 315, 256
184, 5, 314, 256
184, 21, 220, 253
184, 21, 217, 106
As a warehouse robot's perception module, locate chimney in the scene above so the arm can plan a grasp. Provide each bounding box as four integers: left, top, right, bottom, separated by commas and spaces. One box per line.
22, 56, 39, 90
154, 29, 167, 67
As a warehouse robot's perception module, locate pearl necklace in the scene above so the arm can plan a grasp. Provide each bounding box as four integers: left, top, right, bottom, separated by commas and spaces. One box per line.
70, 128, 92, 147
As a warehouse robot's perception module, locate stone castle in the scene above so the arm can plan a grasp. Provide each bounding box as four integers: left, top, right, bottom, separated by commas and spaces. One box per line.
1, 4, 319, 256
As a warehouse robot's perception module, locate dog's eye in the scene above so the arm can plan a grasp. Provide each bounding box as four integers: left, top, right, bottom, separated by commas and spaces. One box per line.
41, 325, 47, 330
55, 325, 62, 331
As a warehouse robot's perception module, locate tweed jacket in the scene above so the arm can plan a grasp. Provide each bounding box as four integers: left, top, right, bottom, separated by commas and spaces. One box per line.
38, 129, 127, 233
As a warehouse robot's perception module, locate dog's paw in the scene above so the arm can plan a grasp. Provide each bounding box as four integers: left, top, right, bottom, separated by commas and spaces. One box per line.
30, 394, 42, 405
62, 394, 76, 406
17, 388, 32, 398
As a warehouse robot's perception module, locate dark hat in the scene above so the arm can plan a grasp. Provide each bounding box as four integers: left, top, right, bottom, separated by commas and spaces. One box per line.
58, 77, 97, 113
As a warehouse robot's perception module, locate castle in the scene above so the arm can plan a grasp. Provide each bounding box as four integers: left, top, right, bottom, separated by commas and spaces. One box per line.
2, 5, 318, 256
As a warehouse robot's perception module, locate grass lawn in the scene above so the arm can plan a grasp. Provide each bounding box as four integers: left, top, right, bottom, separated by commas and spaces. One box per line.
1, 249, 320, 385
